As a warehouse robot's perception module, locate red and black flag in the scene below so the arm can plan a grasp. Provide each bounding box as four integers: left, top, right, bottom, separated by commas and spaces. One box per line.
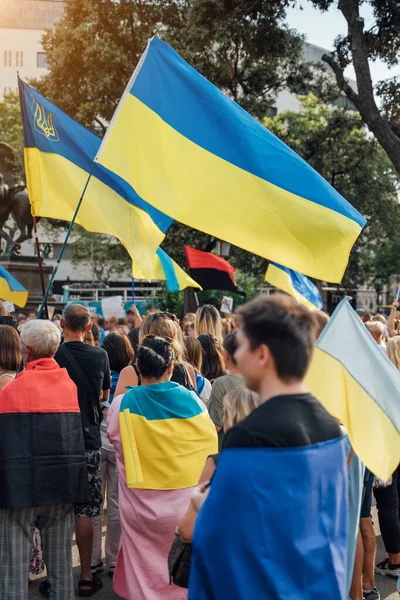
184, 246, 244, 296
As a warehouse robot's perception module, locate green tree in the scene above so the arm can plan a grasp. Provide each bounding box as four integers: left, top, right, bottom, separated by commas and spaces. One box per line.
161, 221, 267, 282
0, 91, 24, 177
154, 271, 263, 317
265, 94, 400, 288
71, 228, 131, 284
309, 0, 400, 176
35, 0, 185, 131
35, 0, 307, 125
172, 0, 308, 119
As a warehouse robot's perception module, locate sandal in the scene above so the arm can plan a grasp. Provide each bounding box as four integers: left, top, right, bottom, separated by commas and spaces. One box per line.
375, 558, 400, 578
78, 577, 103, 597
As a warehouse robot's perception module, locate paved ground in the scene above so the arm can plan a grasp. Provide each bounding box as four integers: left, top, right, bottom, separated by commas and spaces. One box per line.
28, 506, 399, 599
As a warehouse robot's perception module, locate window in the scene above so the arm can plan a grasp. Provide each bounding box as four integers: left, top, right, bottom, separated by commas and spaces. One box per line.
37, 52, 48, 68
15, 51, 23, 67
3, 50, 12, 67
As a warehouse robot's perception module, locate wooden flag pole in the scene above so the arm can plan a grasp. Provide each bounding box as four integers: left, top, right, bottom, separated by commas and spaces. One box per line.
32, 216, 49, 320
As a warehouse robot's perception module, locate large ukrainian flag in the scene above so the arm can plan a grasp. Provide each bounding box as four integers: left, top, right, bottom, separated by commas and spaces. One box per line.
18, 78, 173, 279
132, 248, 201, 292
306, 298, 400, 481
95, 37, 366, 283
190, 438, 348, 600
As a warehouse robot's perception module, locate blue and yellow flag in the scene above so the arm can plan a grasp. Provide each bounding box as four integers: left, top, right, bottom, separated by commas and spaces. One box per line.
95, 37, 366, 283
0, 265, 28, 308
132, 248, 201, 292
190, 438, 348, 600
265, 261, 323, 310
18, 78, 173, 279
306, 298, 400, 481
119, 382, 217, 489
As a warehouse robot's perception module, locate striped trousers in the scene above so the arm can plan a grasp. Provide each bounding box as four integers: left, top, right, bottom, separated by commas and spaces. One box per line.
0, 503, 74, 600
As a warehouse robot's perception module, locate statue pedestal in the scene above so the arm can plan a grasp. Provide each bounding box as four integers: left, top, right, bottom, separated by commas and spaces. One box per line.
0, 254, 52, 311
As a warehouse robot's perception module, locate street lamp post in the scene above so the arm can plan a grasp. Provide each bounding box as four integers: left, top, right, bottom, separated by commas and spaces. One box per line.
375, 274, 382, 312
216, 241, 231, 258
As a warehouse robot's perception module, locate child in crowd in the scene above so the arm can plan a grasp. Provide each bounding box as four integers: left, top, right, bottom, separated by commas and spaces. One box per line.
177, 387, 260, 543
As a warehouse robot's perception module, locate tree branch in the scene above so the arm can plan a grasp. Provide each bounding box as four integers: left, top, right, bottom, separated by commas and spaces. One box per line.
333, 0, 400, 175
94, 117, 107, 136
321, 53, 359, 105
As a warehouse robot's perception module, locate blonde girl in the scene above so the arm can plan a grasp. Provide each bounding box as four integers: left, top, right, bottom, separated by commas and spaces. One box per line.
195, 305, 223, 346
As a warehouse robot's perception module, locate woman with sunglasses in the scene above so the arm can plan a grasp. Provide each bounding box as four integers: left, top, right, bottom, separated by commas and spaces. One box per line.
107, 335, 217, 600
115, 311, 196, 397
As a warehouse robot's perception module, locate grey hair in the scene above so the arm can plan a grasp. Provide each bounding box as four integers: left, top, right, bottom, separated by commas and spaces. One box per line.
63, 303, 91, 332
366, 321, 384, 338
20, 320, 61, 358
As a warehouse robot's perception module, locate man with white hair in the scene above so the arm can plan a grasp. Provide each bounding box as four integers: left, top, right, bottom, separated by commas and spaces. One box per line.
0, 320, 88, 600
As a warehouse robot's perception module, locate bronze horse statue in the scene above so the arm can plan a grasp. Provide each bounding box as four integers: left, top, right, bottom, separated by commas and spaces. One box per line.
0, 142, 37, 253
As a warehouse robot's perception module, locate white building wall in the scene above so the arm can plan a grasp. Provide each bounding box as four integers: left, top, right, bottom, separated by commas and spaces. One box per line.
0, 29, 49, 97
0, 0, 64, 99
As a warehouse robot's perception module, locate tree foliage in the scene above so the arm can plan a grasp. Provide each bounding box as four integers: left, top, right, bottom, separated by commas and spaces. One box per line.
34, 0, 306, 125
0, 91, 24, 178
34, 0, 184, 132
173, 0, 307, 119
308, 0, 400, 176
265, 94, 400, 288
71, 228, 130, 284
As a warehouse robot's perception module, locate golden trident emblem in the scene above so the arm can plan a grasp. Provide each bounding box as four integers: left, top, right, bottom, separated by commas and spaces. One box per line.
32, 97, 59, 141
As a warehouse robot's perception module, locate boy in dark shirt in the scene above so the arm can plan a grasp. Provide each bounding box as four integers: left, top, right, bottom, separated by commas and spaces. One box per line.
224, 294, 341, 449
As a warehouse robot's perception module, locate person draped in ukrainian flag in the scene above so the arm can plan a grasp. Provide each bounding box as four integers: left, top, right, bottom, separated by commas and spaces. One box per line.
189, 294, 348, 600
107, 335, 217, 600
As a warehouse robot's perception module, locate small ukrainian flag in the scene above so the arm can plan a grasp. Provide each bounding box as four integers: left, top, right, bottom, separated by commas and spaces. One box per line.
0, 265, 28, 308
265, 262, 323, 311
132, 248, 201, 292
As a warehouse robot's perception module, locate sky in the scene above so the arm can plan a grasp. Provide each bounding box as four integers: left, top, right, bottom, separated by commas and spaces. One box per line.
286, 2, 399, 84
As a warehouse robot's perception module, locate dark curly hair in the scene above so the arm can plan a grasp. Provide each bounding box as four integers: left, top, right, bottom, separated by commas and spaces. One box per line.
137, 335, 175, 380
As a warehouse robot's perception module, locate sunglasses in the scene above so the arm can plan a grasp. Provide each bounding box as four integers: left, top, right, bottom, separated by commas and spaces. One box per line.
142, 333, 173, 344
148, 311, 178, 327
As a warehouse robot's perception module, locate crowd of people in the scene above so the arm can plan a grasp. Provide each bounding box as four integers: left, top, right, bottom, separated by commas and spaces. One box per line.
0, 296, 398, 600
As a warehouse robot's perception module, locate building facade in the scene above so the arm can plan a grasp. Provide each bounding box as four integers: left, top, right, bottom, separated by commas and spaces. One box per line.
0, 0, 64, 99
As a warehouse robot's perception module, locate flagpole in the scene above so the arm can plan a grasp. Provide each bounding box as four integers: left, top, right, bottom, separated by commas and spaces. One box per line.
37, 165, 95, 318
32, 216, 49, 320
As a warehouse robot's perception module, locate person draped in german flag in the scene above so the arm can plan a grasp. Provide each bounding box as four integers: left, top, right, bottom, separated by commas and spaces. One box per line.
107, 335, 217, 600
0, 320, 88, 600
